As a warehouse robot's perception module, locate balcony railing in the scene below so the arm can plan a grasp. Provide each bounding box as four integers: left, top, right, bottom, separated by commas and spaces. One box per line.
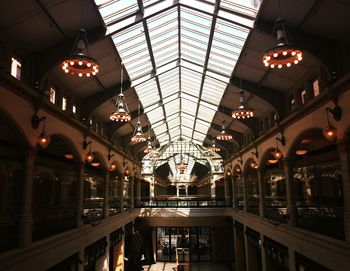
137, 199, 230, 208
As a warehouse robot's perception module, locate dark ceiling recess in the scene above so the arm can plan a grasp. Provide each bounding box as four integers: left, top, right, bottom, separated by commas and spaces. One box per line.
192, 162, 210, 180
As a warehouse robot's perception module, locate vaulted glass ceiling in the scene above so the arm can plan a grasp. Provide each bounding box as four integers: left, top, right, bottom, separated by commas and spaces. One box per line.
95, 0, 262, 147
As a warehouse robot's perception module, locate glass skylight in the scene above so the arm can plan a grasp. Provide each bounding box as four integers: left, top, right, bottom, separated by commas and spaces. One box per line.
96, 0, 262, 174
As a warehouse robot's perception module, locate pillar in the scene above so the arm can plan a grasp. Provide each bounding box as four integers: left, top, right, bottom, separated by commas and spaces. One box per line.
224, 176, 231, 206
284, 159, 297, 227
231, 174, 236, 208
243, 174, 248, 212
130, 176, 135, 210
234, 226, 246, 271
337, 141, 350, 241
76, 162, 84, 227
119, 174, 125, 213
103, 170, 110, 219
288, 247, 297, 271
260, 234, 267, 271
18, 147, 36, 247
135, 178, 141, 207
258, 168, 266, 217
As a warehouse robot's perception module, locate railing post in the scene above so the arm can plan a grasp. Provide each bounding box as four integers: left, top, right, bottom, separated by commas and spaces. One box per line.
258, 168, 266, 217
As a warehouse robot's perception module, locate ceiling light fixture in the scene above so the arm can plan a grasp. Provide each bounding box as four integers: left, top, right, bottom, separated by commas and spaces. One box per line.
144, 124, 154, 153
208, 138, 220, 152
61, 1, 99, 77
110, 63, 131, 122
295, 147, 308, 156
131, 101, 146, 143
216, 120, 232, 141
232, 87, 254, 119
262, 1, 302, 69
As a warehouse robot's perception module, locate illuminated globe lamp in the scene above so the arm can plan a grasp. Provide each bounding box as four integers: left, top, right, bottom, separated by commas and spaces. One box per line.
272, 142, 283, 161
85, 151, 94, 163
323, 124, 337, 141
38, 131, 51, 148
250, 159, 258, 169
262, 18, 303, 69
109, 161, 117, 172
131, 121, 147, 143
61, 29, 99, 77
232, 90, 254, 119
216, 120, 233, 141
144, 138, 153, 154
226, 170, 232, 177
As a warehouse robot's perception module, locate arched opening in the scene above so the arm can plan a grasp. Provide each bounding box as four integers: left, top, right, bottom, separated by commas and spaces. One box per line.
33, 134, 80, 241
0, 111, 26, 252
141, 180, 150, 201
289, 128, 344, 240
178, 185, 187, 196
166, 185, 177, 196
215, 178, 225, 200
233, 164, 244, 210
187, 184, 198, 195
244, 158, 259, 215
260, 148, 287, 220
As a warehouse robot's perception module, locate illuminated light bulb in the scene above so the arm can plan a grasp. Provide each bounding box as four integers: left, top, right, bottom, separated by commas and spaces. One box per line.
266, 56, 271, 61
271, 64, 275, 68
294, 60, 299, 64
78, 73, 83, 77
263, 59, 268, 64
273, 53, 278, 57
70, 61, 74, 65
86, 73, 90, 77
323, 125, 337, 141
278, 64, 282, 69
87, 63, 91, 67
298, 56, 303, 61
38, 132, 51, 148
297, 53, 302, 57
291, 51, 296, 56
286, 63, 291, 67
78, 61, 83, 66
264, 63, 269, 67
64, 69, 69, 73
92, 72, 96, 75
282, 51, 288, 56
85, 152, 94, 163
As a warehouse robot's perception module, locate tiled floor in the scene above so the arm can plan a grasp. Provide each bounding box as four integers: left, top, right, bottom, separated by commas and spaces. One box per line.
142, 262, 233, 271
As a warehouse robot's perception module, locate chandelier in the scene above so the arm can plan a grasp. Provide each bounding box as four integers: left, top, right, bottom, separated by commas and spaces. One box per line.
177, 155, 188, 174
262, 18, 302, 69
216, 120, 232, 141
144, 138, 153, 153
131, 102, 146, 143
208, 139, 220, 152
61, 29, 99, 77
110, 64, 131, 122
232, 89, 254, 119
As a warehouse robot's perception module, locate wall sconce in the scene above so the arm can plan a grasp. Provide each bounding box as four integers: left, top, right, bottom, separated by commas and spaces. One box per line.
83, 139, 94, 163
108, 152, 116, 172
123, 159, 128, 168
272, 135, 285, 160
323, 106, 341, 141
125, 168, 130, 176
32, 114, 50, 148
234, 164, 242, 174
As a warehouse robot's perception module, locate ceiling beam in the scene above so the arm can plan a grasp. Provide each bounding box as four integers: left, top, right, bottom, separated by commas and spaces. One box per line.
254, 17, 336, 77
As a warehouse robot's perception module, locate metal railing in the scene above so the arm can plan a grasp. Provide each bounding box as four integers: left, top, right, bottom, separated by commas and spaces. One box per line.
137, 199, 230, 208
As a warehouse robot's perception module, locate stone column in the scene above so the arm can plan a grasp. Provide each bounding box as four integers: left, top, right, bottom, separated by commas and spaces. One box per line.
18, 147, 36, 247
260, 234, 267, 271
119, 174, 125, 213
224, 175, 231, 206
103, 170, 110, 218
288, 247, 297, 271
135, 178, 141, 207
258, 168, 266, 217
130, 176, 135, 210
284, 159, 297, 227
234, 226, 246, 271
76, 162, 84, 227
243, 174, 248, 212
231, 174, 236, 208
337, 141, 350, 241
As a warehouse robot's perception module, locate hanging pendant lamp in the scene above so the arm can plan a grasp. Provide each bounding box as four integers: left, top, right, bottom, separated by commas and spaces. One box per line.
232, 89, 254, 119
216, 120, 232, 141
208, 138, 220, 152
61, 1, 99, 77
110, 64, 131, 122
131, 101, 146, 143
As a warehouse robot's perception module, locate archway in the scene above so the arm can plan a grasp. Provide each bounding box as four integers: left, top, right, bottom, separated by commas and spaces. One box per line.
232, 164, 244, 210
33, 134, 80, 241
244, 158, 259, 215
288, 128, 344, 239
